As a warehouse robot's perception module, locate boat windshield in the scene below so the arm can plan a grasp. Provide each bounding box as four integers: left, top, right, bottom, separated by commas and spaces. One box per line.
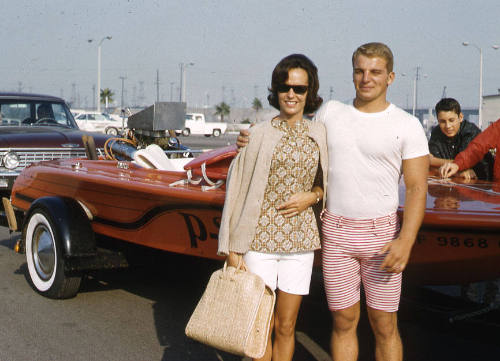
0, 101, 77, 128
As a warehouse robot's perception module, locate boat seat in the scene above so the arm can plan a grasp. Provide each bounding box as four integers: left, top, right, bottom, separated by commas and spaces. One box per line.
168, 144, 238, 191
133, 144, 191, 172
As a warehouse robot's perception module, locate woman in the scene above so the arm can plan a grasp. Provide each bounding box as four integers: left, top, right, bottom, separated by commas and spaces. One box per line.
218, 54, 328, 361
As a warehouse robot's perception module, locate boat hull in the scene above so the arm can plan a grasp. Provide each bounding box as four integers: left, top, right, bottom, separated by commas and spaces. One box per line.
10, 157, 500, 285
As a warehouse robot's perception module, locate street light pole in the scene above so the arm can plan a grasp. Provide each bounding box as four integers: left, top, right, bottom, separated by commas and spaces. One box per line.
90, 36, 112, 113
462, 42, 483, 129
179, 62, 194, 103
412, 67, 420, 117
402, 68, 423, 118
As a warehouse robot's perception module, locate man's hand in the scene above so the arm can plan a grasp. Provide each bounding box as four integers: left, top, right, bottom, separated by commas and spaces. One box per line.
276, 191, 317, 218
458, 168, 477, 181
379, 237, 413, 273
236, 129, 250, 150
440, 162, 459, 179
387, 155, 428, 274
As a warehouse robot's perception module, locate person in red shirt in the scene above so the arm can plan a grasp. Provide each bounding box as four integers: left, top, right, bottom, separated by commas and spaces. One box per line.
440, 118, 500, 181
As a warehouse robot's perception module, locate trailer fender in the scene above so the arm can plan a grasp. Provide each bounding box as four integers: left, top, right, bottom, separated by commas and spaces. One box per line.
24, 197, 96, 258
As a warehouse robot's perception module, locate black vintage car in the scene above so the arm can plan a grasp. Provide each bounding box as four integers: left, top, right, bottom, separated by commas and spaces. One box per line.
0, 92, 111, 201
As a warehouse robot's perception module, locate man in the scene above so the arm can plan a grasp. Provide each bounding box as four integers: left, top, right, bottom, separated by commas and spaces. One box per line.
238, 43, 429, 361
441, 117, 500, 181
440, 118, 500, 305
429, 98, 493, 180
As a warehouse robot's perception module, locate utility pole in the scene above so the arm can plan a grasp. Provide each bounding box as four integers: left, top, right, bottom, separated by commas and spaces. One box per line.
170, 82, 174, 101
119, 76, 127, 109
329, 86, 334, 100
71, 83, 77, 105
138, 81, 145, 106
441, 86, 447, 99
92, 85, 96, 110
155, 69, 160, 103
412, 66, 421, 117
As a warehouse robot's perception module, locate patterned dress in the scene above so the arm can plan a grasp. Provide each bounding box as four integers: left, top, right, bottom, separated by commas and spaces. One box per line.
251, 118, 321, 253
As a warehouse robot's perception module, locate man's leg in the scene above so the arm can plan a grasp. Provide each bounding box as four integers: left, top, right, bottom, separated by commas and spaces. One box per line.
366, 308, 402, 361
358, 213, 402, 360
331, 302, 360, 361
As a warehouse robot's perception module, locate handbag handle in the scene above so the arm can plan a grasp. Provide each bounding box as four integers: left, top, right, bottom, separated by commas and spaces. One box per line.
223, 256, 244, 273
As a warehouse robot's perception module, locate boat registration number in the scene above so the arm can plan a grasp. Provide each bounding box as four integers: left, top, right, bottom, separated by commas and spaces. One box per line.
416, 234, 499, 248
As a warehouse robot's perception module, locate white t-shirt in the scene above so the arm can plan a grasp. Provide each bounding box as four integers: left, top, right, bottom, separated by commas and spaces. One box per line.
315, 100, 429, 218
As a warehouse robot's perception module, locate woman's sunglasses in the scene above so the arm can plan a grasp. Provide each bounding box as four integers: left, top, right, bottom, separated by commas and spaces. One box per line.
276, 84, 308, 94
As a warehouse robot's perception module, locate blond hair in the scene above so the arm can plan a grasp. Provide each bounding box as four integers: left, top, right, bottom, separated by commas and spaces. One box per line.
352, 42, 394, 73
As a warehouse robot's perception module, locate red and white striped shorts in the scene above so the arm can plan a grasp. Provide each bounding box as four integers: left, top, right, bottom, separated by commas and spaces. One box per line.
321, 210, 402, 312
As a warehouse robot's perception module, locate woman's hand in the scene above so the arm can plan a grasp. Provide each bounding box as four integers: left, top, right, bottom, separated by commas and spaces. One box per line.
439, 162, 459, 179
227, 252, 247, 270
276, 191, 318, 218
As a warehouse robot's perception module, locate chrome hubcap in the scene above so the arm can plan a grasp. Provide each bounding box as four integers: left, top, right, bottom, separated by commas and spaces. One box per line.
32, 224, 55, 280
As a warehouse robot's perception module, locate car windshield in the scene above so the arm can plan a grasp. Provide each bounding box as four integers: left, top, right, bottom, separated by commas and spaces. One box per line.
0, 100, 77, 128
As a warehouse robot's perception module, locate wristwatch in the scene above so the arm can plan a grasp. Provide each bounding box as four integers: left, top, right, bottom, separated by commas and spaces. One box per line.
314, 190, 321, 204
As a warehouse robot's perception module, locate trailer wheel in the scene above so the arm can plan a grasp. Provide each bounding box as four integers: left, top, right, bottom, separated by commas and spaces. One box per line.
24, 208, 81, 299
182, 128, 190, 136
212, 129, 221, 137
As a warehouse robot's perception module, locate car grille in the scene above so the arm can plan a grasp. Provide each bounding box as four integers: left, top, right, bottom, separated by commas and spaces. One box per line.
0, 148, 102, 172
18, 149, 87, 168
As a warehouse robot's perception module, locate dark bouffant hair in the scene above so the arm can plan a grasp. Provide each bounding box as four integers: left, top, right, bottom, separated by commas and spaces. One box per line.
267, 54, 323, 114
435, 98, 462, 116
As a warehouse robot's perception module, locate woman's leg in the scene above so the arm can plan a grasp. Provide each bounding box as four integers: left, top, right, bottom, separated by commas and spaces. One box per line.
272, 290, 303, 361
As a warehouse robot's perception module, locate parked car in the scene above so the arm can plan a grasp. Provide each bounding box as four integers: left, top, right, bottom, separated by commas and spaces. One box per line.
0, 92, 111, 201
70, 108, 86, 118
74, 111, 127, 135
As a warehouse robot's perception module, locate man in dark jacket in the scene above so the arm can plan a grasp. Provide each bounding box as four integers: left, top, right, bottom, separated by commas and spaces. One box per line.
429, 98, 493, 180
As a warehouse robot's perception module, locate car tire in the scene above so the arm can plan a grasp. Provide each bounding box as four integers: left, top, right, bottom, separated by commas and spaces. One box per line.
24, 207, 82, 299
212, 129, 221, 137
106, 127, 118, 136
182, 128, 190, 136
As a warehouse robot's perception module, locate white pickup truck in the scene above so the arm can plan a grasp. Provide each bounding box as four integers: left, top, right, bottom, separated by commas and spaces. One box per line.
179, 113, 227, 137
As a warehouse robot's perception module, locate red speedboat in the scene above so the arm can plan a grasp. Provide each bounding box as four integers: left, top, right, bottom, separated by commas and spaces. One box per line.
4, 144, 500, 298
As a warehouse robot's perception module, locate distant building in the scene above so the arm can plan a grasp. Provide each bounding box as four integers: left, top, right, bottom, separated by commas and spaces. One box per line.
483, 92, 500, 129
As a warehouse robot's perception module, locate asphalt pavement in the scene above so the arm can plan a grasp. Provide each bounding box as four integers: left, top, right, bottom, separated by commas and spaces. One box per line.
1, 223, 499, 361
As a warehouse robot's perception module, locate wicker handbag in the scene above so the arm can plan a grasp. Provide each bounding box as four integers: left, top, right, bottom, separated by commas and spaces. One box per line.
185, 261, 275, 358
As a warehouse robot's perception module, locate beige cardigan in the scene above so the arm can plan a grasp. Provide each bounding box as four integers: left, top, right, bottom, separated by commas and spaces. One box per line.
218, 119, 328, 256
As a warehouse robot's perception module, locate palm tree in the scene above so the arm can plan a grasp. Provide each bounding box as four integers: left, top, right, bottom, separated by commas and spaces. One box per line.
252, 98, 262, 122
100, 88, 115, 108
214, 102, 230, 122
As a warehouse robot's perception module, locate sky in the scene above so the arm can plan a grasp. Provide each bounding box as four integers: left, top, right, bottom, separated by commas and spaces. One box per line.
1, 0, 499, 111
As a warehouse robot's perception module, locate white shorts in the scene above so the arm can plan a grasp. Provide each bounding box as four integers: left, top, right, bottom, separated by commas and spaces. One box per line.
243, 251, 315, 295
